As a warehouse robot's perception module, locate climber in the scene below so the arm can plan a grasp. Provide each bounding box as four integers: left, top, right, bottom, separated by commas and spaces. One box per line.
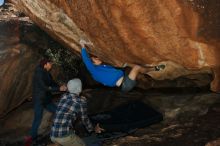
50, 78, 104, 146
24, 59, 67, 146
80, 39, 165, 92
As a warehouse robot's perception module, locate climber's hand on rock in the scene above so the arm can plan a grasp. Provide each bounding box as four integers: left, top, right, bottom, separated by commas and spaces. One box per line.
80, 39, 93, 48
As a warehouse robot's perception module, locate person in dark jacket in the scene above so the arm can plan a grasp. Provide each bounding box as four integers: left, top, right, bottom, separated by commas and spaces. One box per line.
80, 39, 165, 92
25, 59, 67, 146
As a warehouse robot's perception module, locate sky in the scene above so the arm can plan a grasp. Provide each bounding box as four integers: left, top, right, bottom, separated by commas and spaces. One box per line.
0, 0, 4, 6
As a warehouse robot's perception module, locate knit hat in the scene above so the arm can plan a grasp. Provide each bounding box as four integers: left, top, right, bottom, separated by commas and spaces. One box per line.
67, 78, 82, 94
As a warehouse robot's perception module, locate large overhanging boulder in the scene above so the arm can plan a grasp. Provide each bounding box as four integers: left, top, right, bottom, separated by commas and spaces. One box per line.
11, 0, 220, 92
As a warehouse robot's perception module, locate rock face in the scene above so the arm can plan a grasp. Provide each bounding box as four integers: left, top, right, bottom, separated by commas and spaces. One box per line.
0, 20, 39, 118
0, 4, 66, 117
11, 0, 220, 92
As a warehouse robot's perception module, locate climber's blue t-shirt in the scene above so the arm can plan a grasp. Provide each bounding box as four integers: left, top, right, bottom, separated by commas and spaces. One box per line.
81, 48, 124, 87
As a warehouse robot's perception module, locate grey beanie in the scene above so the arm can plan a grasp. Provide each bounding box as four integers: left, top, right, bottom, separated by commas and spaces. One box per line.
67, 78, 82, 94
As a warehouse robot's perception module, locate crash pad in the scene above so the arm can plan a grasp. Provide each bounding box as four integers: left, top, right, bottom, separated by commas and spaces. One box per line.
90, 101, 163, 132
83, 101, 163, 145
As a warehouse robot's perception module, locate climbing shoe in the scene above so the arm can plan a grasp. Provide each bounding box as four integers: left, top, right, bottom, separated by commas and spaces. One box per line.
24, 136, 32, 146
155, 64, 165, 71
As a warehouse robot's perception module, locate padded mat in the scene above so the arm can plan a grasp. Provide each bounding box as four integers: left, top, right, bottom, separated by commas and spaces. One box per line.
90, 101, 163, 132
83, 101, 163, 145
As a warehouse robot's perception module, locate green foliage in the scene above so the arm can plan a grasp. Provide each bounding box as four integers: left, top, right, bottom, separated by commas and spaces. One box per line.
45, 47, 81, 82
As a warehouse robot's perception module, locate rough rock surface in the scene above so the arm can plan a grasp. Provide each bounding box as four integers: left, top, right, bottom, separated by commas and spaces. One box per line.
11, 0, 220, 92
206, 138, 220, 146
0, 16, 39, 117
0, 4, 66, 117
1, 1, 220, 145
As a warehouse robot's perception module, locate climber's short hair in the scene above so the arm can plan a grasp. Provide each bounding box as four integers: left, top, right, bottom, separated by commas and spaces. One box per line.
39, 59, 52, 68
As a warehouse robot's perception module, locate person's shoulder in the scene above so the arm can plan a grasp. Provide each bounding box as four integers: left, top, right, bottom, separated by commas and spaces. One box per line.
33, 66, 43, 78
35, 65, 44, 73
66, 93, 79, 102
60, 93, 72, 100
60, 93, 76, 104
